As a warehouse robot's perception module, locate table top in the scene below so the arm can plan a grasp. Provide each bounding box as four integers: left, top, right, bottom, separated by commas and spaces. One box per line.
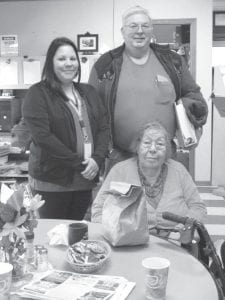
13, 219, 219, 300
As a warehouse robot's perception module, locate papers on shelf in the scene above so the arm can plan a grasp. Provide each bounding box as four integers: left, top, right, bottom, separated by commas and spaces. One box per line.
0, 35, 18, 56
23, 60, 41, 85
0, 183, 14, 204
174, 99, 197, 148
0, 144, 10, 166
0, 96, 15, 99
0, 60, 18, 85
15, 269, 135, 300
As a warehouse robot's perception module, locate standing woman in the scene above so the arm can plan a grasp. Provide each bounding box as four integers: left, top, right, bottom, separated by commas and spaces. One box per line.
23, 37, 109, 220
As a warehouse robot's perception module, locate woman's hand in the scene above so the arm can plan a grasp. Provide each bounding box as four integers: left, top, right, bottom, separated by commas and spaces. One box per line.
167, 223, 184, 241
81, 158, 99, 180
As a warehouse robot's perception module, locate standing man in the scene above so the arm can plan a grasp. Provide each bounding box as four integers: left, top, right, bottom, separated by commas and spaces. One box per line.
89, 5, 208, 173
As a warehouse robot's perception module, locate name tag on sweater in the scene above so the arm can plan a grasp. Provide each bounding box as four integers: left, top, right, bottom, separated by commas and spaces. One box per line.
156, 74, 169, 83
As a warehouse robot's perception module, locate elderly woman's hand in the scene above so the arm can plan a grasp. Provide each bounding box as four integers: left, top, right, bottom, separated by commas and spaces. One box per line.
81, 158, 99, 180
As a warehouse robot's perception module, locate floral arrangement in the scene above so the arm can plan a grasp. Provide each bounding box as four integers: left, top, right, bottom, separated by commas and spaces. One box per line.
0, 183, 44, 278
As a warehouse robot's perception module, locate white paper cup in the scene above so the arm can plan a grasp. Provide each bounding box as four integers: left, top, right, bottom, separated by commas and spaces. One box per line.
142, 257, 170, 300
0, 262, 13, 300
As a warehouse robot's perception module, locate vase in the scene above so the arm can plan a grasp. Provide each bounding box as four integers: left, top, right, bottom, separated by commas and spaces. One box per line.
0, 236, 27, 281
9, 254, 27, 281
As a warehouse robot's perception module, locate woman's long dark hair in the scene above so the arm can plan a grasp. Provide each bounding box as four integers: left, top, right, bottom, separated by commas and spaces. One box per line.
42, 37, 81, 96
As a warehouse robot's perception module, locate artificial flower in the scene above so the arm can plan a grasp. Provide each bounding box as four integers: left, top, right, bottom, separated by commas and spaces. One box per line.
0, 183, 45, 272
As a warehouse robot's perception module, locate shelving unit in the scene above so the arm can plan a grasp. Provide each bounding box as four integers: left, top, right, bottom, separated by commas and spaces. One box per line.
0, 97, 13, 132
0, 56, 46, 136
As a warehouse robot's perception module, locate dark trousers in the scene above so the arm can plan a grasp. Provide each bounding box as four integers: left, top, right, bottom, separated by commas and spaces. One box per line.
34, 190, 92, 220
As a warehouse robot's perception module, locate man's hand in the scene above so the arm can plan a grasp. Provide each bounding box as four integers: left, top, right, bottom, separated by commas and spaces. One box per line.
184, 127, 203, 151
182, 98, 208, 128
81, 158, 99, 180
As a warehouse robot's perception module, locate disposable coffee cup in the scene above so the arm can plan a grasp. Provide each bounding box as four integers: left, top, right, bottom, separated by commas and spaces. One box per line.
68, 222, 88, 245
142, 257, 170, 300
0, 262, 13, 300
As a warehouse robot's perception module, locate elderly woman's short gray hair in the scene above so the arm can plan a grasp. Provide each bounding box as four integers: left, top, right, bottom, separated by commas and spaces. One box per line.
135, 121, 172, 159
122, 5, 152, 26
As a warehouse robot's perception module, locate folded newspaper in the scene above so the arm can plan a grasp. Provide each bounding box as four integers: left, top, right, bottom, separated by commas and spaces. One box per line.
14, 269, 136, 300
174, 99, 197, 148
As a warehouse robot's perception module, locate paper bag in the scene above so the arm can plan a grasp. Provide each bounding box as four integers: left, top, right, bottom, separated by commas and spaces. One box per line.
102, 183, 149, 246
174, 99, 197, 148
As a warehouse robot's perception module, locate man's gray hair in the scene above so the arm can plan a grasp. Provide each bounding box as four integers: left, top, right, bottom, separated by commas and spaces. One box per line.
122, 5, 152, 26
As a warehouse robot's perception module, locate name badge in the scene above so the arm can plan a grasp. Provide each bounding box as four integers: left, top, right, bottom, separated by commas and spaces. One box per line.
84, 142, 92, 160
156, 74, 169, 84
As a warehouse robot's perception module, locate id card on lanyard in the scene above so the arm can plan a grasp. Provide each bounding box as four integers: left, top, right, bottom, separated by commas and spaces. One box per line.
79, 119, 92, 160
71, 87, 93, 160
84, 142, 92, 160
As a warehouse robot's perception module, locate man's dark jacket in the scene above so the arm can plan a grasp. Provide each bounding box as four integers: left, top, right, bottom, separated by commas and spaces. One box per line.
89, 43, 208, 147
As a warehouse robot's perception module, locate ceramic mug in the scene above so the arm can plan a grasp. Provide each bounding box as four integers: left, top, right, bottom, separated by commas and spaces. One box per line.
68, 222, 88, 246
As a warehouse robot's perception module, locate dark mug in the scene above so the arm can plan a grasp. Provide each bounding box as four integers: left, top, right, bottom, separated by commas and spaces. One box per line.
68, 222, 88, 246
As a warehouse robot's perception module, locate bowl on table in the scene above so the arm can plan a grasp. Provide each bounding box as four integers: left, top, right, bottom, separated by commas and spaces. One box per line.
66, 239, 111, 273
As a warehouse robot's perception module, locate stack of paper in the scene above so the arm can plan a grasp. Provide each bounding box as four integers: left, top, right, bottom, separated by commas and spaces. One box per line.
0, 143, 10, 164
174, 99, 197, 148
14, 269, 136, 300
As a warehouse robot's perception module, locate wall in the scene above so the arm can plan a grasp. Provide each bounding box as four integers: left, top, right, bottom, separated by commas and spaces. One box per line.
213, 2, 225, 47
214, 0, 225, 10
0, 0, 114, 56
212, 2, 225, 185
114, 0, 213, 183
0, 0, 213, 182
211, 67, 225, 185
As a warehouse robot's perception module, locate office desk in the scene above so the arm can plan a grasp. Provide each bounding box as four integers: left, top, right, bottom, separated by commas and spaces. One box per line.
13, 219, 219, 300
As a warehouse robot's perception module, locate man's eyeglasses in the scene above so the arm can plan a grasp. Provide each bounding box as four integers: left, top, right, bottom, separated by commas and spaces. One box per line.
125, 23, 152, 32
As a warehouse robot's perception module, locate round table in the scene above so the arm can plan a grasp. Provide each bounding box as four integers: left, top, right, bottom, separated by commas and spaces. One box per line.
14, 219, 219, 300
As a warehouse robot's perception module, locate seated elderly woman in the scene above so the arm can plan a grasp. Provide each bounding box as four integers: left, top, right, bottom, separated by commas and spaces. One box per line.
91, 121, 206, 237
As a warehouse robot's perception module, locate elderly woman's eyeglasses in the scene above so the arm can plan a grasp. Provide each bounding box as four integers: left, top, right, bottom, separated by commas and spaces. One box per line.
141, 140, 166, 151
125, 23, 152, 32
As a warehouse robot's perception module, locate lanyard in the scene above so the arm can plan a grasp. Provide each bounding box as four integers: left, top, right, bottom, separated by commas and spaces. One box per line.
71, 86, 82, 117
70, 87, 89, 143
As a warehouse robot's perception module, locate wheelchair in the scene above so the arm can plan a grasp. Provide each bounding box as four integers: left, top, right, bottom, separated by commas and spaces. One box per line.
151, 213, 225, 299
175, 219, 225, 300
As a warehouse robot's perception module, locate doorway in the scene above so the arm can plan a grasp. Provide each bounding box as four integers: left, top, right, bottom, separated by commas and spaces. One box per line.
152, 19, 197, 178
